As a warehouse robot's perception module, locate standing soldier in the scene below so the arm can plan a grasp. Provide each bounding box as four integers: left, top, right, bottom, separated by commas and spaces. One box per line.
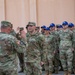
24, 22, 45, 75
56, 24, 63, 71
0, 21, 26, 75
43, 27, 55, 75
49, 23, 59, 74
68, 23, 75, 74
59, 21, 73, 75
16, 27, 25, 73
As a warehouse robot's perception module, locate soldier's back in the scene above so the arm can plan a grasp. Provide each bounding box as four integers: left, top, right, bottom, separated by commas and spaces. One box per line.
0, 32, 18, 72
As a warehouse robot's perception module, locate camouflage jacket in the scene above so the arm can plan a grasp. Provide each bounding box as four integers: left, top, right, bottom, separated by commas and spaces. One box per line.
58, 29, 73, 50
44, 35, 55, 56
50, 30, 59, 50
10, 29, 16, 37
0, 32, 25, 70
72, 29, 75, 48
25, 32, 44, 62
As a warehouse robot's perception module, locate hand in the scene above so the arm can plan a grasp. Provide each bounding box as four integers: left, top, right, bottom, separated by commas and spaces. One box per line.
16, 40, 20, 45
54, 50, 59, 54
40, 61, 44, 65
72, 48, 74, 52
21, 30, 26, 38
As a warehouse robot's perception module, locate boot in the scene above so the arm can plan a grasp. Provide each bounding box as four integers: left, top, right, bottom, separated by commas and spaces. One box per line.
18, 69, 23, 73
71, 70, 74, 74
64, 71, 68, 75
18, 66, 24, 73
49, 72, 52, 75
74, 69, 75, 74
45, 71, 49, 75
67, 71, 71, 75
55, 70, 58, 74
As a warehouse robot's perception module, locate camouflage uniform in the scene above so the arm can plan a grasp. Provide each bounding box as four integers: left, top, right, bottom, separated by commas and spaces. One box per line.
10, 29, 16, 37
72, 29, 75, 72
16, 29, 25, 72
50, 31, 59, 73
25, 32, 44, 75
59, 29, 73, 72
0, 21, 26, 75
43, 34, 55, 74
0, 32, 26, 75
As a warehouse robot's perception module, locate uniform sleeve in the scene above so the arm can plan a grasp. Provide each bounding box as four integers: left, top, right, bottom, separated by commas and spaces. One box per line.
55, 32, 60, 52
38, 34, 45, 62
70, 31, 73, 48
13, 37, 27, 53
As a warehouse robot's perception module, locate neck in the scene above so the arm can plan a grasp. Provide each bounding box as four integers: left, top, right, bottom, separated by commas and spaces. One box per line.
63, 28, 67, 30
45, 33, 49, 36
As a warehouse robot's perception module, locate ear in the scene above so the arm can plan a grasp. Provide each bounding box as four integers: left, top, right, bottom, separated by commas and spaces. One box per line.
34, 26, 36, 29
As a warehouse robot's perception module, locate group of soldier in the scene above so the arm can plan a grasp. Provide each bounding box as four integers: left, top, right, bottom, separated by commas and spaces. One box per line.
0, 20, 75, 75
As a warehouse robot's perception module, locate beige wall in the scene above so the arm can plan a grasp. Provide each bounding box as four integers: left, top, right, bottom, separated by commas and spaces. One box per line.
0, 0, 75, 30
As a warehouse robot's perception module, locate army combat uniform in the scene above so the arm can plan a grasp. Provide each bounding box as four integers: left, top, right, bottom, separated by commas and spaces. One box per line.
0, 32, 26, 75
0, 21, 26, 75
59, 29, 73, 73
72, 29, 75, 73
43, 34, 55, 74
50, 30, 60, 73
24, 32, 44, 75
16, 28, 25, 72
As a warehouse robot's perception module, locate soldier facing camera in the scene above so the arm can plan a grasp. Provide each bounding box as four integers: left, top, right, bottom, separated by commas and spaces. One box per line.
16, 27, 25, 73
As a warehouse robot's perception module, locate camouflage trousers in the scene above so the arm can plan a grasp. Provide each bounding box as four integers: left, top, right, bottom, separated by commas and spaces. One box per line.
72, 50, 75, 70
53, 52, 59, 72
44, 54, 54, 73
24, 61, 42, 75
17, 53, 24, 70
59, 48, 73, 72
0, 68, 18, 75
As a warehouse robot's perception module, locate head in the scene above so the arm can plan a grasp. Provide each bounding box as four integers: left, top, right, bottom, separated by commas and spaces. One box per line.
26, 22, 36, 32
49, 23, 55, 31
56, 24, 63, 31
41, 25, 46, 34
62, 21, 68, 30
35, 26, 40, 33
44, 27, 50, 35
19, 27, 24, 33
68, 23, 74, 31
1, 21, 12, 34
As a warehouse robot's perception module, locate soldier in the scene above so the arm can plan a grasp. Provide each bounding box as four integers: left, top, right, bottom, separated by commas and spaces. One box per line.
24, 22, 44, 75
56, 24, 63, 71
49, 23, 59, 74
59, 21, 73, 75
16, 27, 25, 73
43, 27, 55, 75
68, 23, 75, 74
0, 21, 26, 75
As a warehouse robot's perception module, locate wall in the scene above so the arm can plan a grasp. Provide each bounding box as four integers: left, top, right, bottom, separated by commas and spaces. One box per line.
0, 0, 75, 30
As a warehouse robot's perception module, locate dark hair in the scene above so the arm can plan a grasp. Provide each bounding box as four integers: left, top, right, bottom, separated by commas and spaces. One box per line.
19, 27, 24, 31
